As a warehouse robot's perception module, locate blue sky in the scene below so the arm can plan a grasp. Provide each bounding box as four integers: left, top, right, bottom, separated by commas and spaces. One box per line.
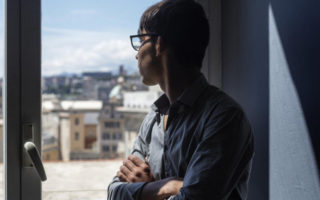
0, 0, 159, 76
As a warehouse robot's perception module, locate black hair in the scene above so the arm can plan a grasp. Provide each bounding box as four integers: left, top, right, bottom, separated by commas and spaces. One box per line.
139, 0, 210, 68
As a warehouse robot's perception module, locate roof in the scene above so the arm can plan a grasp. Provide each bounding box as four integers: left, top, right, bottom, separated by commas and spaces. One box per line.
61, 101, 103, 111
42, 101, 56, 111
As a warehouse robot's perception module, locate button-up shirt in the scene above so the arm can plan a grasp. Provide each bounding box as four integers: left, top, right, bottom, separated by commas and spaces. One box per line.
107, 74, 254, 200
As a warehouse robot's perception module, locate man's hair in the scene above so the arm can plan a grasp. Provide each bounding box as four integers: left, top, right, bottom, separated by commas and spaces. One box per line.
139, 0, 210, 68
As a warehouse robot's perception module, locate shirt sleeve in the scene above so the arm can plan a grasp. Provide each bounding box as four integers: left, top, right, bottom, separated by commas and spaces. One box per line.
172, 107, 254, 200
107, 113, 154, 200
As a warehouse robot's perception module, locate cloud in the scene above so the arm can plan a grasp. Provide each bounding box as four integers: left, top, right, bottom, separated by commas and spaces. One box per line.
42, 28, 138, 76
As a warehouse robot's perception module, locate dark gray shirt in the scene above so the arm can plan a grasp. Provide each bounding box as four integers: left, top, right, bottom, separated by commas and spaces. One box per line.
107, 74, 254, 200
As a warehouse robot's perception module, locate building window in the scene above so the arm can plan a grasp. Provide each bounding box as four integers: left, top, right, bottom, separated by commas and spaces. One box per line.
116, 122, 120, 128
112, 145, 117, 152
103, 132, 110, 140
103, 145, 110, 152
114, 132, 122, 140
104, 121, 120, 128
75, 132, 79, 140
104, 122, 111, 128
75, 118, 79, 125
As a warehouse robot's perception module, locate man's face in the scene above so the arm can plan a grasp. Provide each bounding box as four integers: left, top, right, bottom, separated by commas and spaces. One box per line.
135, 30, 163, 86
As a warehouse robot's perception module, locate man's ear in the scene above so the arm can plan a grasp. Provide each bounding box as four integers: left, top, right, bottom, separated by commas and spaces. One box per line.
155, 36, 165, 56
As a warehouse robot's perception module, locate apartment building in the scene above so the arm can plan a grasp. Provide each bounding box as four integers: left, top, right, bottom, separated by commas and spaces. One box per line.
60, 101, 102, 160
99, 103, 125, 159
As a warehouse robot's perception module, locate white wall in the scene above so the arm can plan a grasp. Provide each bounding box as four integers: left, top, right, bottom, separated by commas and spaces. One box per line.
269, 6, 320, 200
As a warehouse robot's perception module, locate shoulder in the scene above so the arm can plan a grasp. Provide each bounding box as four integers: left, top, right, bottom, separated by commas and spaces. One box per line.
201, 85, 245, 118
137, 109, 157, 139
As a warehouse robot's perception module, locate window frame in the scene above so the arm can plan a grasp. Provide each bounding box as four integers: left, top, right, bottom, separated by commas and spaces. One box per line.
3, 0, 221, 200
5, 0, 42, 200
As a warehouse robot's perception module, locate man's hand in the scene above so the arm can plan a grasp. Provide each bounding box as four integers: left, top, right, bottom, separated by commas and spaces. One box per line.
117, 155, 155, 183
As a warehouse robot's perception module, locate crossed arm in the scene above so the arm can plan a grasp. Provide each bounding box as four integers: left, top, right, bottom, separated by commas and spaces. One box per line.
108, 107, 253, 200
117, 155, 183, 200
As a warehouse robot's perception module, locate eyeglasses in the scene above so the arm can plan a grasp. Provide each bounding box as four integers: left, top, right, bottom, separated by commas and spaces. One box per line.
130, 33, 158, 51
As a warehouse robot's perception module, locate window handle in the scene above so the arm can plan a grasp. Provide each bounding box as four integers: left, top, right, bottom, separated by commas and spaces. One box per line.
24, 142, 47, 181
23, 124, 47, 181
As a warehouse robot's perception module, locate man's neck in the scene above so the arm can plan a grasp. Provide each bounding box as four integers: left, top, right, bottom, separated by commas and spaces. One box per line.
159, 63, 200, 104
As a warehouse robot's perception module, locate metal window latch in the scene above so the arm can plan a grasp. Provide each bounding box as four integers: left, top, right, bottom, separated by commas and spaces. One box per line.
23, 124, 47, 181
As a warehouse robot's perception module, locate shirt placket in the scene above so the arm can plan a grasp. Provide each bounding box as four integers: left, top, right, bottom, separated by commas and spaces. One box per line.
163, 103, 185, 177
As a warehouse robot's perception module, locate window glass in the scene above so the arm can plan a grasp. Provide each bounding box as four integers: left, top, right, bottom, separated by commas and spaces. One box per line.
74, 132, 79, 140
41, 1, 160, 199
103, 132, 110, 140
74, 118, 79, 125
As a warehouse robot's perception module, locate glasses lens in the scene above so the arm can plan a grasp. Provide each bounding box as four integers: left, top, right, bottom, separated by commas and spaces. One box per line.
131, 37, 141, 51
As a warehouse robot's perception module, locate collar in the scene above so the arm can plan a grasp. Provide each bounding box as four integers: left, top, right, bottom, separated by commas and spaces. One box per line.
176, 73, 209, 107
151, 73, 209, 113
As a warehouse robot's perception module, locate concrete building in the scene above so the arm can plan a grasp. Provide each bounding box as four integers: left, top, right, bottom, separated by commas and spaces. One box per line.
42, 99, 103, 161
42, 132, 59, 161
60, 101, 102, 160
99, 103, 125, 159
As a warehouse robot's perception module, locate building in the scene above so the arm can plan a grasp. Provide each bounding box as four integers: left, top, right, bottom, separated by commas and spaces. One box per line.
42, 98, 104, 161
99, 103, 125, 159
60, 100, 102, 160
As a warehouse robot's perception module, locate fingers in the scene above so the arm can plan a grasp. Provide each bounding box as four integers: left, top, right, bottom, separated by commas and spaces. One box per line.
120, 165, 131, 177
128, 155, 150, 173
128, 154, 144, 166
117, 171, 127, 182
123, 159, 135, 172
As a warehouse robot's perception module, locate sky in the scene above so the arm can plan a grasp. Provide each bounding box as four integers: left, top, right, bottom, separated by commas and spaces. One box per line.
0, 0, 159, 77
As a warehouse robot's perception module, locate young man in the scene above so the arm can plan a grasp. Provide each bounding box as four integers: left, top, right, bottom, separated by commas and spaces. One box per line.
107, 0, 254, 199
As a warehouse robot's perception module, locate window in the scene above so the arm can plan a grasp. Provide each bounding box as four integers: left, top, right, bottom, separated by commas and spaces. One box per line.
114, 132, 122, 140
2, 0, 222, 199
104, 121, 120, 128
103, 132, 110, 140
103, 145, 110, 152
75, 132, 79, 140
75, 118, 79, 125
104, 122, 110, 128
112, 145, 117, 152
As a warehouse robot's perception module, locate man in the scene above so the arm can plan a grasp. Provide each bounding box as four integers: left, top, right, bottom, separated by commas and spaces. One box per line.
108, 0, 254, 199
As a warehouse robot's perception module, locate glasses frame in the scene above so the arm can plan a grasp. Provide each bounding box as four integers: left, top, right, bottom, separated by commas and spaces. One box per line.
130, 33, 158, 51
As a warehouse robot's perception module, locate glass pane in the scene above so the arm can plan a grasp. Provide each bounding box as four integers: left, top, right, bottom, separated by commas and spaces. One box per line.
0, 0, 4, 199
41, 1, 160, 199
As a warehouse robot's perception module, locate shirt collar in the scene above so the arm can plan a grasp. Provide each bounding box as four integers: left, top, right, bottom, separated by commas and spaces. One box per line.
151, 73, 209, 113
177, 73, 209, 107
151, 94, 170, 114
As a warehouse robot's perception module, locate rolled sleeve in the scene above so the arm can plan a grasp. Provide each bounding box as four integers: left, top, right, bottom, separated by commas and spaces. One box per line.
107, 177, 148, 200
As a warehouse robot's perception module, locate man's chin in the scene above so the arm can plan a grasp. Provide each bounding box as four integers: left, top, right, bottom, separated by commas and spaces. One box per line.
141, 77, 157, 86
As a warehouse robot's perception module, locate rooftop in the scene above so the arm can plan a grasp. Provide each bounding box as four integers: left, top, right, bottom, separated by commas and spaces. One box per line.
0, 160, 122, 200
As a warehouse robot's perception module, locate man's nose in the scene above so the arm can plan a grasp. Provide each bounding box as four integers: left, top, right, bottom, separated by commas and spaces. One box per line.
135, 53, 138, 60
